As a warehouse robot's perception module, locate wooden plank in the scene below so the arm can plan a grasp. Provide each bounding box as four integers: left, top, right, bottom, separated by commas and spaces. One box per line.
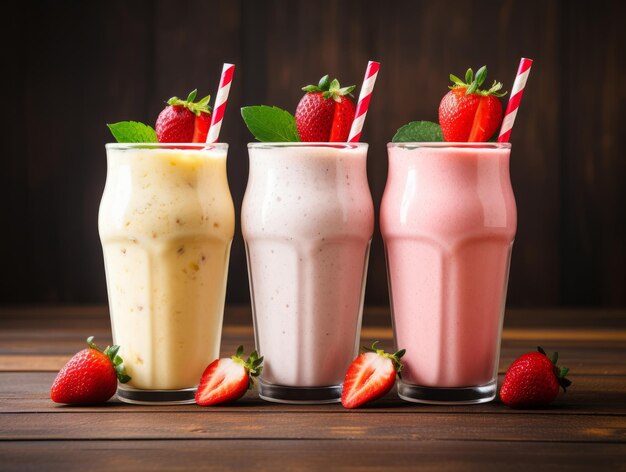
0, 372, 624, 416
1, 440, 625, 472
2, 342, 626, 375
1, 408, 624, 442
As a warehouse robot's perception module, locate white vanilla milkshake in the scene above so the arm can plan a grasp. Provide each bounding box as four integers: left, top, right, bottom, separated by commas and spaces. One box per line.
242, 143, 373, 403
99, 143, 234, 403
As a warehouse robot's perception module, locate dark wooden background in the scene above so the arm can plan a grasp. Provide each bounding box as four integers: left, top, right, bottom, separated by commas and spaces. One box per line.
1, 0, 624, 308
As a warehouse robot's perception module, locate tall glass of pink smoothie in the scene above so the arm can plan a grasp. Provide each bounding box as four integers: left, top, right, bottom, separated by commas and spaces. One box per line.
242, 143, 374, 403
381, 142, 516, 404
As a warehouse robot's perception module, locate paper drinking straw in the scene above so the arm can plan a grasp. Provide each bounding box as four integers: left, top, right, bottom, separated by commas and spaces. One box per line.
497, 58, 533, 143
206, 63, 235, 144
347, 61, 381, 143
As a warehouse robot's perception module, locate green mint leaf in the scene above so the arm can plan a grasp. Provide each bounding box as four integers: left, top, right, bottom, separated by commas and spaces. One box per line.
241, 106, 300, 142
107, 121, 157, 143
392, 121, 444, 142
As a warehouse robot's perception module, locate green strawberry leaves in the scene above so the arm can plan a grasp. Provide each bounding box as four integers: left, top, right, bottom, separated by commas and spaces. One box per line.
166, 89, 212, 116
449, 66, 507, 97
86, 336, 131, 384
231, 345, 264, 389
537, 346, 572, 392
301, 74, 355, 102
107, 121, 157, 143
392, 121, 444, 143
241, 105, 301, 142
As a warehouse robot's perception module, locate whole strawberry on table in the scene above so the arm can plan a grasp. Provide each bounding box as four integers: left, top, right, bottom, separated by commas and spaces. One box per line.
500, 347, 572, 408
50, 336, 130, 405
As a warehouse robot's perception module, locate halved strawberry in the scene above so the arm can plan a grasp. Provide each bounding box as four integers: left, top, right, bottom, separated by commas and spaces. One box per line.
155, 89, 212, 143
295, 75, 355, 142
341, 342, 405, 409
195, 346, 263, 406
438, 66, 506, 142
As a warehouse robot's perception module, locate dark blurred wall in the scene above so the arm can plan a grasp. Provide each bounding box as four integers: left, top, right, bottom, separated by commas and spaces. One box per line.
1, 0, 624, 307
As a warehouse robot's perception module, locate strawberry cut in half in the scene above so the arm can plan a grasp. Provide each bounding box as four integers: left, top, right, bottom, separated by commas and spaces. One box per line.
50, 336, 131, 405
295, 75, 356, 142
155, 89, 212, 143
341, 342, 406, 409
500, 346, 572, 408
195, 346, 263, 406
438, 66, 506, 142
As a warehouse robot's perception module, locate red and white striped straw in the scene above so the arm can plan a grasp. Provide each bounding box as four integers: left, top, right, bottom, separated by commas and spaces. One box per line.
347, 61, 380, 143
497, 58, 533, 143
206, 63, 235, 144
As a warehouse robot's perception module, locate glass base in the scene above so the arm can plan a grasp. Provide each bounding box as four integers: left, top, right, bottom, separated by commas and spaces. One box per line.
397, 379, 497, 405
117, 385, 197, 405
257, 379, 342, 404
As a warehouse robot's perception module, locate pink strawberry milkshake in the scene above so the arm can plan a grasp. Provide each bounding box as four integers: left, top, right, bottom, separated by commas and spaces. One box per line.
381, 143, 516, 404
242, 143, 374, 403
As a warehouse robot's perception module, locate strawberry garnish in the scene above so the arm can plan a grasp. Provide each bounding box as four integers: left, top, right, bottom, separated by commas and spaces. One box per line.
500, 346, 572, 408
295, 75, 356, 142
50, 336, 130, 405
155, 89, 212, 143
195, 346, 263, 406
438, 66, 506, 142
341, 342, 405, 409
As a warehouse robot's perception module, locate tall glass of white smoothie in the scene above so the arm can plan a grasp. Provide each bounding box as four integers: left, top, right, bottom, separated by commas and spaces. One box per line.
381, 142, 516, 404
242, 143, 374, 403
99, 143, 235, 404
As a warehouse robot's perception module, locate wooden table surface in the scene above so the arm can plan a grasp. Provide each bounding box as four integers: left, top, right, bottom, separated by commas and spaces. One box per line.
1, 306, 625, 471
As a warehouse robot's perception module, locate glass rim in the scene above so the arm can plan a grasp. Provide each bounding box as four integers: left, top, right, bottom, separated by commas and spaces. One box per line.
387, 142, 511, 149
105, 143, 228, 151
248, 142, 368, 150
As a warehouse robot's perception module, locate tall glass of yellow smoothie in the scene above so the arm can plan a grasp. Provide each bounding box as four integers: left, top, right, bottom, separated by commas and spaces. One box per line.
98, 143, 234, 404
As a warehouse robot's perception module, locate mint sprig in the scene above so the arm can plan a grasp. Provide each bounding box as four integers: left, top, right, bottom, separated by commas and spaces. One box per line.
392, 121, 444, 143
241, 106, 300, 142
107, 121, 157, 143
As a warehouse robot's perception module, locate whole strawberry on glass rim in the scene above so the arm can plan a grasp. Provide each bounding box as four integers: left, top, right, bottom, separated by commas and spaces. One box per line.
391, 65, 508, 144
195, 345, 263, 406
438, 66, 506, 142
107, 88, 213, 144
500, 346, 572, 408
295, 74, 356, 142
50, 336, 131, 405
155, 89, 212, 143
341, 341, 405, 409
241, 73, 363, 143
